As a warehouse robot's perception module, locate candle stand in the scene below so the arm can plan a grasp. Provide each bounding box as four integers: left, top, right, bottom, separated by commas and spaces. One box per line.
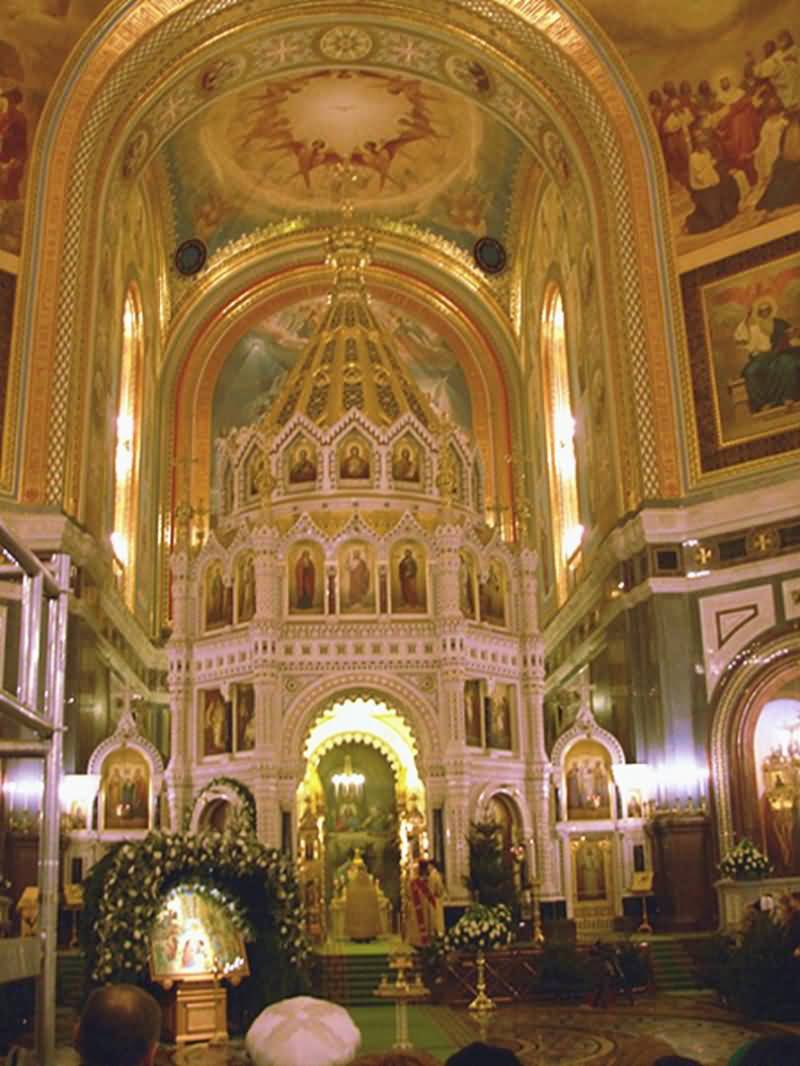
374, 952, 430, 1050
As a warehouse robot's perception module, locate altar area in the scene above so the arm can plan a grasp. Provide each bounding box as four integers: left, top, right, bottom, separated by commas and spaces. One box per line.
296, 728, 433, 947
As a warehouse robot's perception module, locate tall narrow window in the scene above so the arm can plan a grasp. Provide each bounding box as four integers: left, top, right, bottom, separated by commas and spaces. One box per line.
541, 284, 581, 598
111, 285, 143, 604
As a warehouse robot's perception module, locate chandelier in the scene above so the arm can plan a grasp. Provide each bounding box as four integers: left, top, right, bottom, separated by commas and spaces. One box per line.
332, 755, 365, 798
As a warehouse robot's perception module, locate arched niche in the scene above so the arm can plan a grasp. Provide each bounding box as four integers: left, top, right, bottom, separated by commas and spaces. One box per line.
551, 704, 625, 823
189, 777, 257, 835
709, 624, 800, 865
87, 706, 165, 836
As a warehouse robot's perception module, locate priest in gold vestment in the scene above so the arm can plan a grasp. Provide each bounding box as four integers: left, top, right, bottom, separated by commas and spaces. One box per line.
344, 855, 381, 942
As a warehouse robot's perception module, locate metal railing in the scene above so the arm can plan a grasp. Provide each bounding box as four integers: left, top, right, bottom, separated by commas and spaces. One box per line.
0, 520, 70, 1066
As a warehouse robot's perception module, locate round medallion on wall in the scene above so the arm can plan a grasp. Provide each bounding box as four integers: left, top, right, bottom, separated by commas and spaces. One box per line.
318, 26, 373, 62
473, 236, 507, 275
444, 54, 494, 96
174, 238, 208, 276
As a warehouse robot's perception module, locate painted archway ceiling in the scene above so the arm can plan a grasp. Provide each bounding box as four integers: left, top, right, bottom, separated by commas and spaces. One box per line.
144, 37, 539, 279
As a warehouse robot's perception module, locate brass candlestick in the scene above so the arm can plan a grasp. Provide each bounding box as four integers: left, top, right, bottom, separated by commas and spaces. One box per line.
468, 949, 496, 1011
374, 952, 430, 1050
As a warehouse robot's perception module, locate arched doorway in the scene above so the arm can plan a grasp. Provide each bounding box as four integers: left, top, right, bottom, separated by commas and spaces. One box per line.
710, 627, 800, 866
296, 695, 427, 943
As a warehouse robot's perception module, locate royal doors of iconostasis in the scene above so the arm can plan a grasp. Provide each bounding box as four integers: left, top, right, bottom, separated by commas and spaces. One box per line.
295, 697, 428, 943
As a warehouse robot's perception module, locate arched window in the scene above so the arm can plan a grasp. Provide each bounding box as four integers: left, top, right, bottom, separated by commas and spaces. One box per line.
541, 283, 581, 599
111, 284, 143, 604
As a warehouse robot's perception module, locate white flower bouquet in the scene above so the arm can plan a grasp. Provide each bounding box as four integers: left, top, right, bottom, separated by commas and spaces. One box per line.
443, 903, 513, 953
719, 837, 772, 880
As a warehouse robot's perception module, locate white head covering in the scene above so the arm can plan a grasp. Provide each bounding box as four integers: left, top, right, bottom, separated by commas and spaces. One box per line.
245, 996, 361, 1066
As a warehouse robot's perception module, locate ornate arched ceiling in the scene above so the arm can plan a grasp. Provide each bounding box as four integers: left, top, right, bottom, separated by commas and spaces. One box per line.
12, 0, 684, 523
151, 64, 535, 266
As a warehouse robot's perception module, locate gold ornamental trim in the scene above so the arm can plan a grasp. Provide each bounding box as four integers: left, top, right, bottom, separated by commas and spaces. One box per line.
14, 0, 682, 518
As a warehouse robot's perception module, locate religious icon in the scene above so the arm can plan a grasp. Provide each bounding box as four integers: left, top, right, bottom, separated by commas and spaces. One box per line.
102, 749, 150, 830
575, 838, 608, 902
464, 680, 483, 746
392, 440, 420, 483
339, 542, 375, 613
204, 562, 230, 630
390, 542, 427, 613
236, 684, 255, 752
149, 886, 249, 983
564, 741, 612, 820
203, 689, 231, 756
339, 440, 370, 480
288, 441, 317, 484
486, 685, 513, 750
459, 551, 477, 619
246, 449, 267, 500
236, 553, 256, 623
479, 561, 506, 627
289, 542, 324, 613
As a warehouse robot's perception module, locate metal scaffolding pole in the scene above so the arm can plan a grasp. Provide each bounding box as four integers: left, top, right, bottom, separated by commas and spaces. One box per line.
36, 553, 69, 1066
0, 521, 69, 1066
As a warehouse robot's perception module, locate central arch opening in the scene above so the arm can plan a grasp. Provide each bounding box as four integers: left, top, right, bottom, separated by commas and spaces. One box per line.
296, 695, 427, 945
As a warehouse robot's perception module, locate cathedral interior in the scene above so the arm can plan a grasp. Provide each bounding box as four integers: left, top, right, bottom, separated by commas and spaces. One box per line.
0, 0, 799, 1062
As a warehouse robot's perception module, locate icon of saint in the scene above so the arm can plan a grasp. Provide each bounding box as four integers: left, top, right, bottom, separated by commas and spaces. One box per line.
290, 446, 317, 483
294, 549, 316, 609
340, 444, 369, 479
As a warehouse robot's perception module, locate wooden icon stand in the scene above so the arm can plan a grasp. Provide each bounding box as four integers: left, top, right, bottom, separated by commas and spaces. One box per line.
160, 975, 229, 1045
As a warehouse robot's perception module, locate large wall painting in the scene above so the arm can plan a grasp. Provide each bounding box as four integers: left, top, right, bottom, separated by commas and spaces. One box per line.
584, 0, 800, 258
0, 2, 112, 254
681, 231, 800, 479
0, 269, 15, 469
162, 68, 522, 260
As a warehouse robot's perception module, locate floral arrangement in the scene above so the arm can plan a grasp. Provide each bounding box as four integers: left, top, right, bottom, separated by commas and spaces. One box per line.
81, 828, 309, 1019
719, 838, 772, 880
442, 903, 514, 953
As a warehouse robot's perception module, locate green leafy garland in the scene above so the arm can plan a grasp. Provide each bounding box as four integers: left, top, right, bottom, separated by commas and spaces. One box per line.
80, 828, 309, 1023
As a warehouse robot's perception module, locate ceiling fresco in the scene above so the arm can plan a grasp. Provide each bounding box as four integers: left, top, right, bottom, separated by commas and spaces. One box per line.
161, 67, 526, 261
584, 0, 800, 259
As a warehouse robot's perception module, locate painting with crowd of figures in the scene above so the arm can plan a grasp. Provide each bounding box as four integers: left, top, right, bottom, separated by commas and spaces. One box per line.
149, 884, 249, 981
585, 0, 800, 255
0, 1, 114, 255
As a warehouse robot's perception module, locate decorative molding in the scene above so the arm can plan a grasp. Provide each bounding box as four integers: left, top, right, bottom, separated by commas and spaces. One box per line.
699, 585, 775, 701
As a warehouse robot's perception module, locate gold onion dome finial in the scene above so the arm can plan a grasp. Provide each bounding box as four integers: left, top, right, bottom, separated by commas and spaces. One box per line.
260, 214, 439, 435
